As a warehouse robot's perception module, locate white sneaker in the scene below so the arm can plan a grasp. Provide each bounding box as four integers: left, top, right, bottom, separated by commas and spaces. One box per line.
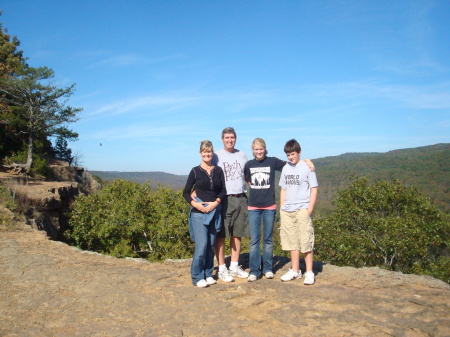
196, 279, 208, 288
229, 265, 249, 279
247, 274, 257, 282
303, 271, 315, 285
280, 268, 302, 282
264, 271, 274, 279
218, 269, 234, 282
206, 277, 217, 285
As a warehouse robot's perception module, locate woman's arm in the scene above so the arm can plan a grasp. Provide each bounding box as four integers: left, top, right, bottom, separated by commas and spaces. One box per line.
183, 169, 207, 212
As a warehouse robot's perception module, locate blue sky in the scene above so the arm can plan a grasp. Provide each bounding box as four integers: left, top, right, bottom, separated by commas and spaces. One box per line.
2, 0, 449, 175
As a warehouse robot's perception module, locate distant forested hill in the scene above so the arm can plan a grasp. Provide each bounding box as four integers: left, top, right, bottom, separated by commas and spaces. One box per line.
89, 143, 449, 214
312, 143, 449, 214
88, 171, 188, 189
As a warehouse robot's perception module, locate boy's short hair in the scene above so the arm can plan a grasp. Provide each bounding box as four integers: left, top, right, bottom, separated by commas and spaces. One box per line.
284, 139, 301, 154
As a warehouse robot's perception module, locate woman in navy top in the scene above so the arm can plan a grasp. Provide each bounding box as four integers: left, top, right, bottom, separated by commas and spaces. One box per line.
183, 140, 227, 287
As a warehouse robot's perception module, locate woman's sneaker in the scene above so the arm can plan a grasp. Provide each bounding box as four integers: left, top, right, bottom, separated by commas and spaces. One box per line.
280, 268, 302, 282
303, 271, 315, 285
229, 265, 249, 279
206, 277, 217, 285
196, 279, 209, 288
218, 269, 234, 282
264, 271, 274, 279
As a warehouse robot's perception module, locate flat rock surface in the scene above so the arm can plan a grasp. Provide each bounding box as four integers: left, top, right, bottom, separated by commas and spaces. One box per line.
1, 221, 449, 337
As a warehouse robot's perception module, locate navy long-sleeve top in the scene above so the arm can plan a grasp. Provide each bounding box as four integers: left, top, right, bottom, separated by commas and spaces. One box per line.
183, 166, 227, 212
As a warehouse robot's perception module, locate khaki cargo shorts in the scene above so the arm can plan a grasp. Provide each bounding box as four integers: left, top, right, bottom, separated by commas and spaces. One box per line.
280, 208, 314, 253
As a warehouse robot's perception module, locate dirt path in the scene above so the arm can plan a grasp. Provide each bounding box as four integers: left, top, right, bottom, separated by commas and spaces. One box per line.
1, 221, 449, 337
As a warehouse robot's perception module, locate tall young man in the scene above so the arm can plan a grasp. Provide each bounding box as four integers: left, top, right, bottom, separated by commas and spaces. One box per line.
213, 127, 249, 282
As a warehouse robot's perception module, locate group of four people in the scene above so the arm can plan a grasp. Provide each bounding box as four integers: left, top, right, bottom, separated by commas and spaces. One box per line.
182, 127, 318, 288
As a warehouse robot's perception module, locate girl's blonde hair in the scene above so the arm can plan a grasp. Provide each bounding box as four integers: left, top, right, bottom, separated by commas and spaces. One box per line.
252, 137, 268, 157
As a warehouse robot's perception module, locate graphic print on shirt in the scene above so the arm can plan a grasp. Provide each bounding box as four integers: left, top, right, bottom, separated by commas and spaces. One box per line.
283, 174, 302, 186
250, 167, 270, 189
222, 160, 245, 182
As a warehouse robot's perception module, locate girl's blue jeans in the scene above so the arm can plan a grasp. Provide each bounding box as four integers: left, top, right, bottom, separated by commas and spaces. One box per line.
248, 209, 276, 277
189, 212, 217, 285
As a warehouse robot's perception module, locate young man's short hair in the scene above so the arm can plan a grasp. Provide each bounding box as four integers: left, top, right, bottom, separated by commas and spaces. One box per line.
284, 139, 301, 154
222, 127, 236, 138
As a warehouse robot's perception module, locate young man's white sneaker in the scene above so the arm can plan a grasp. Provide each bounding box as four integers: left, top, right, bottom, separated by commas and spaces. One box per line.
264, 271, 274, 279
247, 274, 257, 282
303, 271, 315, 285
280, 268, 302, 282
206, 277, 217, 285
196, 279, 209, 288
218, 269, 235, 282
229, 265, 249, 279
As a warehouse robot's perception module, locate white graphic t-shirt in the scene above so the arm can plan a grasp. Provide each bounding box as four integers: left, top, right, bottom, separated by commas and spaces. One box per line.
279, 161, 318, 212
213, 148, 248, 195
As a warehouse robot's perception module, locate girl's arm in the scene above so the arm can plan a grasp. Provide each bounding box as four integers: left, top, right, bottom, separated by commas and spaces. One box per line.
303, 159, 315, 172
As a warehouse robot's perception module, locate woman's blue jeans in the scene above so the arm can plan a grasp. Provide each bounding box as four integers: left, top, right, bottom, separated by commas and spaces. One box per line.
189, 212, 217, 285
248, 209, 276, 277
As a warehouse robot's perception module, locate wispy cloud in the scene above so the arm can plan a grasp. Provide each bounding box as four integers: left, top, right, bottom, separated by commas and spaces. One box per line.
88, 122, 194, 141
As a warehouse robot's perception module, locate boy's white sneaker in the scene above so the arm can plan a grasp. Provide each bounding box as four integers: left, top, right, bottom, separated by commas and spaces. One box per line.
280, 268, 302, 282
218, 269, 234, 283
229, 265, 249, 279
303, 271, 315, 285
206, 277, 217, 285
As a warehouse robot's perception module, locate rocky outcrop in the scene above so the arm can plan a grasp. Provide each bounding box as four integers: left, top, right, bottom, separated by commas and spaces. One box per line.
0, 162, 101, 240
1, 222, 449, 336
49, 161, 101, 195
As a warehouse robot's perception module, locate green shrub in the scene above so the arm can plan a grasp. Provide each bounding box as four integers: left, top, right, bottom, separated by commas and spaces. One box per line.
7, 150, 51, 177
65, 180, 193, 261
315, 177, 449, 283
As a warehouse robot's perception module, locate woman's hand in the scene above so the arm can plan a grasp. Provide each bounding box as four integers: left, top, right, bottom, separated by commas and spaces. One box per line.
192, 200, 206, 212
203, 201, 219, 213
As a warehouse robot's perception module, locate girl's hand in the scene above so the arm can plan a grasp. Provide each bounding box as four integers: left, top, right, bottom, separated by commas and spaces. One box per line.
303, 159, 315, 172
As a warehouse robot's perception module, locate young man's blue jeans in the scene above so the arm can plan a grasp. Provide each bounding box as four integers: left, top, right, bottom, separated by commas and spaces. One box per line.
248, 209, 276, 277
189, 212, 217, 285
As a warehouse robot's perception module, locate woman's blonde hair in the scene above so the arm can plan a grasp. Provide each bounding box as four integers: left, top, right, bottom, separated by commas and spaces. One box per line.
252, 137, 268, 157
200, 140, 214, 153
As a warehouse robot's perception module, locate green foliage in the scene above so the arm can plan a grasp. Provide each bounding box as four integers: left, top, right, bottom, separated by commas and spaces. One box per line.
65, 180, 193, 261
314, 144, 450, 214
0, 24, 81, 173
315, 177, 450, 283
53, 134, 73, 165
0, 183, 16, 211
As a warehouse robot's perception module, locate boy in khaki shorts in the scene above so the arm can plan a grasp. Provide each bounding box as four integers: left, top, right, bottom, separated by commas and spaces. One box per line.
278, 139, 318, 285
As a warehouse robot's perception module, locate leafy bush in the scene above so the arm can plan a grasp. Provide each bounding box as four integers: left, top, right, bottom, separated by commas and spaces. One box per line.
65, 180, 193, 261
7, 150, 51, 177
315, 177, 450, 283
